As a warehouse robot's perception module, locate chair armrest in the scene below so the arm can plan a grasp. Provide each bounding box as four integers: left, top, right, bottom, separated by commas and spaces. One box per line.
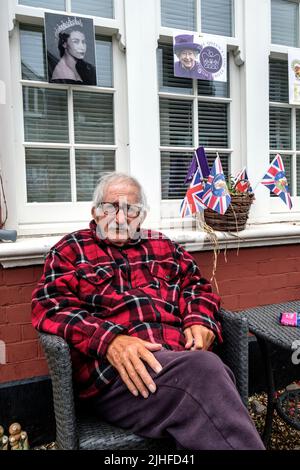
38, 332, 78, 449
217, 308, 249, 407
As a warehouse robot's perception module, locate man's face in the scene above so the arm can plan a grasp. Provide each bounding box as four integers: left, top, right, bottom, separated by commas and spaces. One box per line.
92, 182, 145, 246
64, 31, 87, 60
178, 49, 197, 70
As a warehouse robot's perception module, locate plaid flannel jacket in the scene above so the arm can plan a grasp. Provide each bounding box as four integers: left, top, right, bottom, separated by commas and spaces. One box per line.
32, 220, 222, 399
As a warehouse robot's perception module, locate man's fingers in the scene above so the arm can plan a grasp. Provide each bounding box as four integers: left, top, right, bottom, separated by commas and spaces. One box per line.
129, 355, 159, 398
191, 333, 203, 350
125, 359, 152, 398
184, 328, 194, 349
143, 341, 163, 352
140, 348, 163, 375
117, 364, 139, 397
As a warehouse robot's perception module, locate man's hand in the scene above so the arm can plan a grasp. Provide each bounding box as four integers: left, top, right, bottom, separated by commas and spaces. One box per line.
184, 325, 215, 351
106, 335, 163, 399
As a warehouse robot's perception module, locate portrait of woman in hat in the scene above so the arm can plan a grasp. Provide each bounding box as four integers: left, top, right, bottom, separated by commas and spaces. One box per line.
45, 13, 97, 86
173, 34, 213, 81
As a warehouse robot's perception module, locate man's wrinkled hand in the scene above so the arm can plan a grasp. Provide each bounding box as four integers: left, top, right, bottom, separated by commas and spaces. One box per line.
106, 335, 163, 399
184, 325, 215, 351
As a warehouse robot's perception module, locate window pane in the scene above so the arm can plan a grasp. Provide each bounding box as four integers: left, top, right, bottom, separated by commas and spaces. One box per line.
269, 107, 291, 149
296, 109, 300, 150
158, 44, 193, 94
198, 102, 228, 147
23, 87, 69, 142
20, 25, 47, 81
76, 150, 115, 201
270, 153, 292, 196
71, 0, 114, 18
73, 92, 114, 144
19, 0, 65, 9
269, 58, 288, 103
160, 98, 193, 147
161, 0, 195, 30
161, 151, 194, 199
201, 0, 233, 37
95, 37, 113, 87
26, 148, 71, 202
271, 0, 298, 47
297, 156, 300, 195
160, 151, 229, 199
197, 77, 228, 98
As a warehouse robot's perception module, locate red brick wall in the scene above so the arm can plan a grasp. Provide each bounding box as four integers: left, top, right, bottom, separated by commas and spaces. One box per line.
0, 243, 300, 384
0, 265, 46, 383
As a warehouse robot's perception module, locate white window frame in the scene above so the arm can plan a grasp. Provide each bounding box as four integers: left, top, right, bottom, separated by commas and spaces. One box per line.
8, 1, 129, 235
269, 1, 300, 219
158, 0, 242, 224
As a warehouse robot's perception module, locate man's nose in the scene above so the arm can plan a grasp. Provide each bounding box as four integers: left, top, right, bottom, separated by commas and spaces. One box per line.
116, 207, 127, 224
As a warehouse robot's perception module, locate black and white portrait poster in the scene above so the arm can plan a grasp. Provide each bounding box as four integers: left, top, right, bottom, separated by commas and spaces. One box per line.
44, 12, 97, 85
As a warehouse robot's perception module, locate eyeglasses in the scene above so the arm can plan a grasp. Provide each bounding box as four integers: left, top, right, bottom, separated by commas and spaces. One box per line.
98, 202, 143, 218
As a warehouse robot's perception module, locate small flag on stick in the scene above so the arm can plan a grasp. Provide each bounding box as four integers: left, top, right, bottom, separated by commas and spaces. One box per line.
261, 154, 292, 209
180, 168, 206, 217
201, 156, 231, 215
233, 167, 253, 193
184, 146, 210, 184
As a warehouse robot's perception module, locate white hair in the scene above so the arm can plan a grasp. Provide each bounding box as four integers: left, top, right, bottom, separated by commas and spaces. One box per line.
92, 172, 148, 213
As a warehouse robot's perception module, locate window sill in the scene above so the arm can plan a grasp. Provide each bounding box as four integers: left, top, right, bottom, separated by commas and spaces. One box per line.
1, 222, 300, 268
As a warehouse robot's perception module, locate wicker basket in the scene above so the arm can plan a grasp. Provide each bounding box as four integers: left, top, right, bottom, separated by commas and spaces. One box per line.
204, 193, 254, 232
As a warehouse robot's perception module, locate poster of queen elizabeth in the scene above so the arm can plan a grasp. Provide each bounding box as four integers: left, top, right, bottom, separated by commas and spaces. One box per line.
45, 12, 97, 85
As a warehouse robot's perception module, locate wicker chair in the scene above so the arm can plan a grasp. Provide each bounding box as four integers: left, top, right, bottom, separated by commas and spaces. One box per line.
38, 308, 249, 450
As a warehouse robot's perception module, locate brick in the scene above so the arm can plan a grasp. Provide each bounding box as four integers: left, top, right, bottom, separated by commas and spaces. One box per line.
3, 267, 35, 286
21, 324, 38, 341
0, 359, 49, 383
37, 341, 45, 358
221, 295, 239, 311
259, 273, 288, 291
6, 304, 31, 324
33, 265, 44, 280
258, 261, 296, 276
233, 277, 265, 295
0, 307, 6, 324
0, 284, 36, 306
286, 272, 300, 287
6, 341, 38, 363
0, 324, 21, 343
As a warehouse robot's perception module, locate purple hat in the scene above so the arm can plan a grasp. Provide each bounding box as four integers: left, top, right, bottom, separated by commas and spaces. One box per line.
174, 34, 202, 55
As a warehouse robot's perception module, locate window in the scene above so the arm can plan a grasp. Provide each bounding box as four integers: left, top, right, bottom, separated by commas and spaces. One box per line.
271, 0, 299, 47
158, 44, 230, 200
20, 25, 115, 204
18, 0, 114, 18
161, 0, 234, 37
269, 58, 300, 196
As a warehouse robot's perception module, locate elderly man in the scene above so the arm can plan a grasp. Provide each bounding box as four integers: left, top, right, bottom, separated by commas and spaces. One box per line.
32, 172, 264, 450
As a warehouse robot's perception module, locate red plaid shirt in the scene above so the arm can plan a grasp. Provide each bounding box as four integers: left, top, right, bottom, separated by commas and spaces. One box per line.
32, 220, 222, 399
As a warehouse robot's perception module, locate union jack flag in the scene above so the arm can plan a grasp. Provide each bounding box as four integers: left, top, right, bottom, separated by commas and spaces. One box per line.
261, 154, 292, 209
233, 167, 253, 193
201, 156, 231, 215
180, 168, 206, 217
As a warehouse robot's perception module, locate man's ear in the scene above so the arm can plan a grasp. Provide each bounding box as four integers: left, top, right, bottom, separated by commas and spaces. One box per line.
91, 206, 98, 221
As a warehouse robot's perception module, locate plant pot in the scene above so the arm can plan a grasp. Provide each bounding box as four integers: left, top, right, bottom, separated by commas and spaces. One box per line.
204, 193, 254, 232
